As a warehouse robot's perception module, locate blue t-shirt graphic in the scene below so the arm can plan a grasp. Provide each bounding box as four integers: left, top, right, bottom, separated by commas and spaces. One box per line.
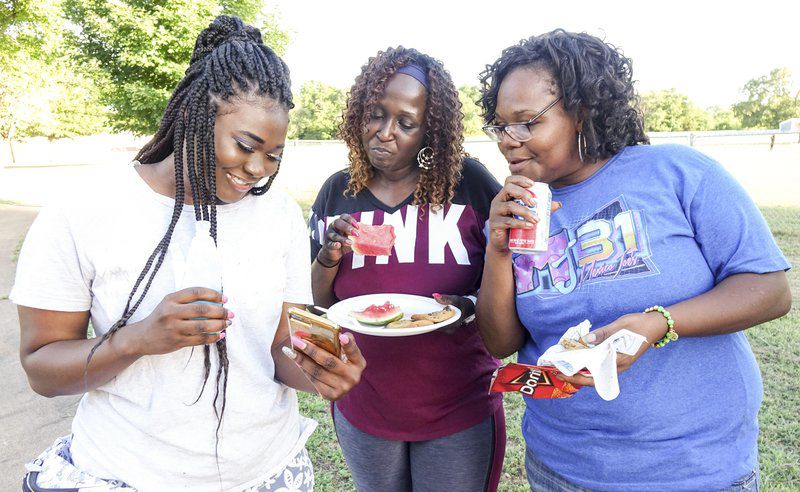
514, 144, 789, 491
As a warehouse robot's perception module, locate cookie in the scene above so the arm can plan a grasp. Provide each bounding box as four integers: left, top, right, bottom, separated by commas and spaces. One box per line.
560, 338, 589, 351
386, 319, 435, 329
411, 306, 456, 323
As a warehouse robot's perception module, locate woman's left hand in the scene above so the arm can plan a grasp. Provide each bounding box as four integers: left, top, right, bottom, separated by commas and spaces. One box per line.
286, 333, 366, 401
432, 293, 475, 335
556, 311, 668, 387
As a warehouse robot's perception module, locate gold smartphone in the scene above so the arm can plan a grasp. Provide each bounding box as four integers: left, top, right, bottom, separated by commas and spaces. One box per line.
287, 307, 341, 357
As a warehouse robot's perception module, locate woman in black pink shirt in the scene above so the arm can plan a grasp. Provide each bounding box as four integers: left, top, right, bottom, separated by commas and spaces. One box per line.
309, 47, 505, 491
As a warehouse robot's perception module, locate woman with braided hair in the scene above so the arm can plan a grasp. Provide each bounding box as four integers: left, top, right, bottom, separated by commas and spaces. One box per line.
309, 47, 506, 491
11, 15, 364, 491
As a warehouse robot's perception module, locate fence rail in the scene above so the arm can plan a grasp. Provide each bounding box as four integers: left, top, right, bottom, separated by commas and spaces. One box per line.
1, 130, 799, 168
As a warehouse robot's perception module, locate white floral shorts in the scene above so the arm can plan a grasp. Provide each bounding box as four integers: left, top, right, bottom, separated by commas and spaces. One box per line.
23, 435, 314, 492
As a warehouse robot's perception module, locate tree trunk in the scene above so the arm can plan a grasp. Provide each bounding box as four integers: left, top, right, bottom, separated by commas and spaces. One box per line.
8, 119, 16, 164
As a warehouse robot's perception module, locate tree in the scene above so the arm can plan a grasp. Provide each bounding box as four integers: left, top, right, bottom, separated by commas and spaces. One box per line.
640, 89, 710, 132
1, 0, 106, 162
63, 0, 290, 135
288, 81, 346, 140
458, 85, 484, 137
733, 68, 800, 129
706, 106, 742, 131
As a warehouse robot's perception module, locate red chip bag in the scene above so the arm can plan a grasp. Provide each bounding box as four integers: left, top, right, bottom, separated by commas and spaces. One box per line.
489, 362, 587, 399
351, 223, 396, 256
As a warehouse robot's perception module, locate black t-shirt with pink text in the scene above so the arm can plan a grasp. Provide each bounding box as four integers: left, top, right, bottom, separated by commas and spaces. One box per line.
309, 158, 503, 440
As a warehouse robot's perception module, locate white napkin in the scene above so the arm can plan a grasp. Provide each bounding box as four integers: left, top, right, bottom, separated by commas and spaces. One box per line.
537, 320, 647, 401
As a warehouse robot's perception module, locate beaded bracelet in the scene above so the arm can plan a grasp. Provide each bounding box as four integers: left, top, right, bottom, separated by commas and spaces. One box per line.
644, 305, 679, 348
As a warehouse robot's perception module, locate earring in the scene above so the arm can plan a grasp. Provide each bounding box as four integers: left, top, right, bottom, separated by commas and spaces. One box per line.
577, 132, 587, 163
417, 146, 434, 170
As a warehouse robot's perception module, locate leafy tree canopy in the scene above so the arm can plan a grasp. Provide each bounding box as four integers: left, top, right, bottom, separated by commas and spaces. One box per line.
458, 85, 483, 137
641, 89, 710, 132
733, 68, 800, 129
63, 0, 290, 135
288, 81, 346, 140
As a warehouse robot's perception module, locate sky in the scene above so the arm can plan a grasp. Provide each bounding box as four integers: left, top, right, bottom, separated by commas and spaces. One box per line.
266, 0, 800, 109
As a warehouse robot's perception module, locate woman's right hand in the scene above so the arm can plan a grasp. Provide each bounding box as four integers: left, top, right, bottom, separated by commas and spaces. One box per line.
133, 287, 230, 356
487, 176, 561, 254
316, 213, 360, 268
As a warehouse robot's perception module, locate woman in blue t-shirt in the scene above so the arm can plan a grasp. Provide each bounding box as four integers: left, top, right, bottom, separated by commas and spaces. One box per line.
476, 30, 791, 491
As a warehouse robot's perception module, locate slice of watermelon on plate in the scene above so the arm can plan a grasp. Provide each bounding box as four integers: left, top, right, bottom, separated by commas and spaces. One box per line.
352, 223, 395, 256
349, 301, 403, 325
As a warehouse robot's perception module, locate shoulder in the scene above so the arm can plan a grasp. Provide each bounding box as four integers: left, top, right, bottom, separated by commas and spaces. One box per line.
619, 144, 717, 172
254, 187, 304, 220
319, 169, 350, 194
460, 157, 499, 183
454, 156, 502, 200
41, 164, 139, 225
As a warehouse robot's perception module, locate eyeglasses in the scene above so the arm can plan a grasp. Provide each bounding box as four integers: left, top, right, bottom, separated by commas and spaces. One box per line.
482, 96, 563, 143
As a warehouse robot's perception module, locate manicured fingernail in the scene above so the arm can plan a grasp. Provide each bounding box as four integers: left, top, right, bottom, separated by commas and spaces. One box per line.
432, 293, 442, 299
291, 335, 307, 350
338, 333, 350, 345
350, 229, 360, 237
227, 311, 235, 319
219, 331, 227, 340
281, 346, 297, 359
226, 319, 232, 327
221, 295, 228, 303
353, 222, 360, 229
584, 333, 596, 343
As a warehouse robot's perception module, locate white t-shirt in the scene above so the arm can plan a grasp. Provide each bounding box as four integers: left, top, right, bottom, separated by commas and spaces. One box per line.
11, 163, 315, 491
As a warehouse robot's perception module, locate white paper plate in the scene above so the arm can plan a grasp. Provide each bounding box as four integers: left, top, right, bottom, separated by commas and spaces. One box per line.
326, 293, 462, 337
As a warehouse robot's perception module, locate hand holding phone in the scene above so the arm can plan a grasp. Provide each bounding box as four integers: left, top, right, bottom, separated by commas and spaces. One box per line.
287, 307, 341, 358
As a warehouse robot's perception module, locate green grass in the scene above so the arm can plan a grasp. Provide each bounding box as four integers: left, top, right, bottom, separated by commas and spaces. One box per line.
297, 207, 800, 490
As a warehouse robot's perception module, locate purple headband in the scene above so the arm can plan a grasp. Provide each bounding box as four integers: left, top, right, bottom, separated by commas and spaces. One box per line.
396, 63, 429, 90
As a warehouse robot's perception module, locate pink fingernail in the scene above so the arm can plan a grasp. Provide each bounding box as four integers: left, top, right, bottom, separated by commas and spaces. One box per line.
221, 295, 228, 303
353, 222, 360, 229
219, 331, 227, 340
432, 293, 442, 299
227, 311, 235, 319
351, 229, 360, 237
338, 333, 349, 345
291, 335, 307, 349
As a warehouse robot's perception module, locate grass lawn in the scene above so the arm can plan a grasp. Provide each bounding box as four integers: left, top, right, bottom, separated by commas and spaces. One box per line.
297, 205, 799, 491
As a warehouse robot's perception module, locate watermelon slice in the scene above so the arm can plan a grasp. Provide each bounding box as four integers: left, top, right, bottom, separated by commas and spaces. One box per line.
350, 301, 403, 325
351, 223, 395, 256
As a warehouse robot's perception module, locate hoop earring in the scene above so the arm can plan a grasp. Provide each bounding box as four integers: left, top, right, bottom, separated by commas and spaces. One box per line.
417, 146, 434, 170
577, 132, 587, 163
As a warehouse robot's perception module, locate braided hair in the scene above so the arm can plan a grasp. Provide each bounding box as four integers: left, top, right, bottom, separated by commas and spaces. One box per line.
479, 29, 648, 161
339, 47, 464, 209
86, 14, 293, 445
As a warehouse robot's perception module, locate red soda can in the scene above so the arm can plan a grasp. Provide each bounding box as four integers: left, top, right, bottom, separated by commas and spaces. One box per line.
509, 181, 552, 253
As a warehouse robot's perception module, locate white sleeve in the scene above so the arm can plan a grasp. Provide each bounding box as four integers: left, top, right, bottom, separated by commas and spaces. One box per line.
283, 202, 313, 305
10, 205, 93, 311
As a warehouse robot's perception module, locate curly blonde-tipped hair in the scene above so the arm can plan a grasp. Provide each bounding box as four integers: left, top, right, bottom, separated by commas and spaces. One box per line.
339, 47, 464, 209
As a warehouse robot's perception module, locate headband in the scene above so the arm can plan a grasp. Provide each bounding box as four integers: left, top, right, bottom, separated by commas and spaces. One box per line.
396, 63, 429, 90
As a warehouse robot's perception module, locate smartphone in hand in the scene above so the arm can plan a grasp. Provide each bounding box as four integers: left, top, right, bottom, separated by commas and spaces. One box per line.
287, 307, 341, 358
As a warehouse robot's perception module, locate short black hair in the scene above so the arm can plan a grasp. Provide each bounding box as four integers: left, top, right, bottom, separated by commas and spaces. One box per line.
479, 29, 648, 160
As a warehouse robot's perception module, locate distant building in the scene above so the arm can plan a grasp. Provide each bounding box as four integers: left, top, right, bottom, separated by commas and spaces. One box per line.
779, 118, 800, 131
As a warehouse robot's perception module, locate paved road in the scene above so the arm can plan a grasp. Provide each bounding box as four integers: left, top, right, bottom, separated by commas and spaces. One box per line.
0, 204, 80, 489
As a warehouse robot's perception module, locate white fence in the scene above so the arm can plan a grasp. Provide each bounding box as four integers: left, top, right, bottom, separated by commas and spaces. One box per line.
1, 131, 799, 207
